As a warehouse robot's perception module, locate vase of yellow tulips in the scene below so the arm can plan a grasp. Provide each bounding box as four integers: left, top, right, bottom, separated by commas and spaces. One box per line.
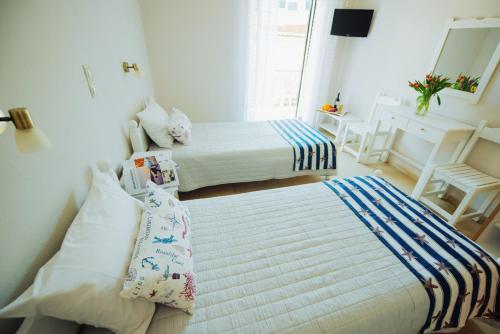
408, 74, 451, 116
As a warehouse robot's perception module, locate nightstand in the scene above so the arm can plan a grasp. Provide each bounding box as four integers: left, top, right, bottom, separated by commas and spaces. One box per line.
121, 150, 180, 200
315, 110, 362, 143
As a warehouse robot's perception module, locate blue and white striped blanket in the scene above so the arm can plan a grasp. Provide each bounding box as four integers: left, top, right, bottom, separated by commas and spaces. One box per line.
324, 176, 499, 333
270, 119, 336, 172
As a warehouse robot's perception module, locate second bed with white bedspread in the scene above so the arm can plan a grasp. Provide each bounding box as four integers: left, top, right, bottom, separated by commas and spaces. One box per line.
150, 120, 336, 192
144, 177, 498, 334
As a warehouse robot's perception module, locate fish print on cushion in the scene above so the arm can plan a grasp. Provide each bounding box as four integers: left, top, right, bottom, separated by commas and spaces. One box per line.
121, 181, 196, 313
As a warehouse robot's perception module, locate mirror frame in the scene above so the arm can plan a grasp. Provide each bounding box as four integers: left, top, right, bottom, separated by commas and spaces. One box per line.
429, 18, 500, 104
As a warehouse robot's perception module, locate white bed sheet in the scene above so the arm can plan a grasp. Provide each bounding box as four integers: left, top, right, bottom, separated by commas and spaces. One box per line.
150, 121, 336, 192
144, 182, 428, 334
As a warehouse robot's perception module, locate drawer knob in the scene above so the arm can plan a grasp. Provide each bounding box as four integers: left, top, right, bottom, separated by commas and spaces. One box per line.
420, 128, 425, 131
391, 117, 395, 120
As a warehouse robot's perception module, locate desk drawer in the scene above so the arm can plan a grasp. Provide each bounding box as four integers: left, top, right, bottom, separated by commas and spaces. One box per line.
407, 120, 443, 142
381, 111, 408, 129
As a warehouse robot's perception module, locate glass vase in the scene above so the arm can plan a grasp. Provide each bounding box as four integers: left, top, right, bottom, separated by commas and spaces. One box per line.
416, 95, 430, 116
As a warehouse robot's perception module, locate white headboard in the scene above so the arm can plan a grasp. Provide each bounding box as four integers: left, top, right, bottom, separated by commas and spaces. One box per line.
128, 120, 149, 153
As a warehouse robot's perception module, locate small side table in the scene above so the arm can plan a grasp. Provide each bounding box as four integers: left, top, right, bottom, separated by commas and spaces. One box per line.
315, 110, 363, 143
132, 184, 179, 202
122, 151, 180, 200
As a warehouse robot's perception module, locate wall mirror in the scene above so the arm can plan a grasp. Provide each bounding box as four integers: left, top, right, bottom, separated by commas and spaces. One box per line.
430, 18, 500, 104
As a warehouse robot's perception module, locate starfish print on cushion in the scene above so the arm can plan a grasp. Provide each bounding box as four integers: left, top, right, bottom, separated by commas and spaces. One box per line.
435, 261, 450, 275
469, 263, 483, 276
458, 291, 470, 303
414, 234, 429, 245
446, 239, 457, 248
422, 278, 439, 295
475, 249, 491, 262
372, 226, 384, 236
402, 249, 416, 261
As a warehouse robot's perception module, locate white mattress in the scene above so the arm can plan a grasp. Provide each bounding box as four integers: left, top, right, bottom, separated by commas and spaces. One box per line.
145, 182, 428, 334
151, 121, 336, 192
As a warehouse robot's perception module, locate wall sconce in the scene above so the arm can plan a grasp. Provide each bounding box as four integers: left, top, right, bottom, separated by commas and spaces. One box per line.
122, 62, 139, 73
0, 108, 51, 153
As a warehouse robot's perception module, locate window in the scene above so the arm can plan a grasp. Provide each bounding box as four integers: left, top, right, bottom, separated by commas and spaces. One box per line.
287, 1, 298, 11
246, 0, 316, 120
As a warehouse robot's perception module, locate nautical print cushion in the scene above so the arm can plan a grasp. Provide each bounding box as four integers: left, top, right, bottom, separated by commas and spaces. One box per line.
121, 181, 196, 312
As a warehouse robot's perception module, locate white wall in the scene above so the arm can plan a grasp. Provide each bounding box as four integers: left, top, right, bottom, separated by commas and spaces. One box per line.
139, 0, 247, 122
334, 0, 500, 177
0, 0, 153, 332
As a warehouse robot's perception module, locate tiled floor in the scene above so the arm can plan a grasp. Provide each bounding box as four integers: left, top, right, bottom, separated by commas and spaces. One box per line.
179, 151, 500, 334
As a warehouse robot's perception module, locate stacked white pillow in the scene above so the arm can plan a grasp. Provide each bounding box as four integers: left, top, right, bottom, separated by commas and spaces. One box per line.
0, 168, 155, 333
121, 182, 196, 312
137, 97, 174, 148
137, 97, 192, 147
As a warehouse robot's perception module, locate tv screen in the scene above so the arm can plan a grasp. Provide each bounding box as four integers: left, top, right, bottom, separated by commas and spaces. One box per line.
331, 9, 374, 37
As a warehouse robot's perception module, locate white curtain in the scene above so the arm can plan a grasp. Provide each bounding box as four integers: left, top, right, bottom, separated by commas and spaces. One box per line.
245, 0, 275, 121
245, 0, 342, 123
297, 0, 342, 125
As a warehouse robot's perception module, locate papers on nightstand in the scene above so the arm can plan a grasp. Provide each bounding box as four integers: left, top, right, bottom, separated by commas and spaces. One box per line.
121, 151, 179, 196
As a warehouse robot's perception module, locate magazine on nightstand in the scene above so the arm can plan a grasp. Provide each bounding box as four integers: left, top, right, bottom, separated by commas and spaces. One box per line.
121, 151, 179, 196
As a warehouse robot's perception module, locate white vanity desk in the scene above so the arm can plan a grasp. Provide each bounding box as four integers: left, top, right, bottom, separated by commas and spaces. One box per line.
379, 105, 475, 199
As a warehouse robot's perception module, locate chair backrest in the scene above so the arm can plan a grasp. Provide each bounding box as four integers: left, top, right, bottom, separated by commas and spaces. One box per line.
367, 92, 402, 123
457, 120, 500, 163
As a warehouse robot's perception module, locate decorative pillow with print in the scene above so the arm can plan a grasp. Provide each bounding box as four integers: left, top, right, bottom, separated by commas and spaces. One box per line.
121, 181, 196, 312
167, 108, 192, 144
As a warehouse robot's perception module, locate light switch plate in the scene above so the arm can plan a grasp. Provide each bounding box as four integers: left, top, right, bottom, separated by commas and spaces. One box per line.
82, 65, 96, 98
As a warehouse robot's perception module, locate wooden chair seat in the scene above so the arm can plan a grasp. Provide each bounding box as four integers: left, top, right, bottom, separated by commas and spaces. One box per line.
414, 121, 500, 226
434, 163, 500, 191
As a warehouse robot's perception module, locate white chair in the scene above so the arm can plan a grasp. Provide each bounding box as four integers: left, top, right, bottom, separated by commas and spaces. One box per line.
340, 93, 402, 163
413, 120, 500, 226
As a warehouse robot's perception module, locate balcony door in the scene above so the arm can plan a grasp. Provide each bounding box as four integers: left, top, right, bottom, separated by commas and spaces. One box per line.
246, 0, 316, 121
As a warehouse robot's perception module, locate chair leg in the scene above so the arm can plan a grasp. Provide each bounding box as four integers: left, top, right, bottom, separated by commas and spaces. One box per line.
448, 191, 476, 226
365, 132, 381, 163
437, 182, 450, 199
477, 189, 500, 216
340, 125, 350, 153
412, 167, 435, 200
381, 129, 397, 162
357, 134, 369, 163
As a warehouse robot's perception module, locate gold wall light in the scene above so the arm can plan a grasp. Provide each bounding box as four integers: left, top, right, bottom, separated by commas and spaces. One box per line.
0, 108, 51, 153
122, 62, 139, 73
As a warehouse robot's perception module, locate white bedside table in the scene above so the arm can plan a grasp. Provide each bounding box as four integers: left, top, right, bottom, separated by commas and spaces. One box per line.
315, 110, 363, 143
131, 183, 179, 201
122, 151, 180, 200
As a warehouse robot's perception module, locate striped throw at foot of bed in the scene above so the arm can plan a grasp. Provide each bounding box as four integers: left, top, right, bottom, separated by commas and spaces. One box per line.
324, 176, 499, 333
270, 119, 336, 172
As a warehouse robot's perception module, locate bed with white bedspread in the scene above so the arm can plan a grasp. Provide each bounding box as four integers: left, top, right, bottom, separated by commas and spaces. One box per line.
81, 176, 498, 334
129, 119, 337, 192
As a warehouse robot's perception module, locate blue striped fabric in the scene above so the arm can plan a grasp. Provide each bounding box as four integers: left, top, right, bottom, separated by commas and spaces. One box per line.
323, 176, 499, 333
270, 119, 336, 171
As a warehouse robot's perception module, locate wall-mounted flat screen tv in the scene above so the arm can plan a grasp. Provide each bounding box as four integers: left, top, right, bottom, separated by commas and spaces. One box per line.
331, 9, 374, 37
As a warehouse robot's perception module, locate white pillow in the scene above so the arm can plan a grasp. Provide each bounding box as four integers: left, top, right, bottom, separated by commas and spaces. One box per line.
137, 97, 174, 148
0, 169, 155, 334
167, 108, 192, 144
121, 181, 196, 312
